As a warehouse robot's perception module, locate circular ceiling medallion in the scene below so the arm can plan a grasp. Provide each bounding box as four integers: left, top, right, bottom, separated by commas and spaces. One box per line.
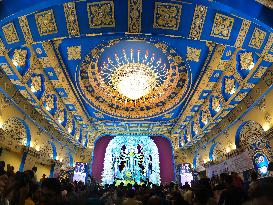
79, 38, 190, 119
111, 63, 158, 100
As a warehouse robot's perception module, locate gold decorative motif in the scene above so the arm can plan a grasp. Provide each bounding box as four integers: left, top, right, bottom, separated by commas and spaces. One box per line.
154, 43, 168, 53
35, 9, 58, 36
64, 2, 80, 36
254, 66, 267, 78
193, 122, 199, 134
31, 75, 42, 92
234, 19, 251, 48
212, 97, 221, 112
0, 38, 6, 55
265, 112, 272, 123
225, 78, 236, 95
226, 50, 232, 57
201, 111, 208, 125
0, 63, 13, 76
47, 71, 54, 77
128, 0, 142, 33
236, 92, 247, 101
36, 48, 43, 55
240, 52, 254, 70
256, 98, 266, 112
87, 1, 115, 28
2, 23, 19, 44
265, 54, 273, 62
255, 0, 273, 9
45, 95, 55, 111
249, 28, 266, 49
186, 47, 201, 62
210, 13, 234, 40
173, 55, 183, 64
212, 143, 225, 161
153, 2, 182, 30
262, 32, 273, 56
94, 112, 104, 118
2, 117, 28, 148
239, 121, 264, 147
18, 16, 33, 44
189, 5, 207, 40
58, 110, 65, 124
163, 113, 174, 118
12, 49, 28, 67
67, 46, 81, 60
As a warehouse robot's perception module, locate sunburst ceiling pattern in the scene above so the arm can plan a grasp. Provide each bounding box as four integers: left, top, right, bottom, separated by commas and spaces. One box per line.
0, 0, 272, 150
78, 38, 189, 119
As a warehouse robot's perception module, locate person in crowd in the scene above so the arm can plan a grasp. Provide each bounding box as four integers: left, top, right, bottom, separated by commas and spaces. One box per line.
268, 162, 273, 177
248, 177, 273, 205
0, 174, 8, 193
40, 174, 46, 183
170, 190, 189, 205
4, 171, 31, 205
40, 178, 62, 205
32, 167, 37, 182
212, 184, 225, 204
122, 188, 143, 205
248, 171, 258, 193
0, 161, 6, 176
192, 182, 216, 205
183, 182, 193, 205
2, 159, 273, 205
218, 174, 245, 205
231, 172, 243, 190
25, 184, 40, 205
115, 189, 125, 205
146, 195, 162, 205
7, 164, 14, 176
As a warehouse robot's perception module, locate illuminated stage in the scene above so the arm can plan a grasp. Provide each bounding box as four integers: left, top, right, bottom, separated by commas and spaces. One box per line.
101, 135, 161, 185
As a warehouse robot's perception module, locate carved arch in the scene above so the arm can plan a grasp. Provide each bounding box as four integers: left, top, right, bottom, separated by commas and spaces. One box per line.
235, 120, 264, 148
1, 117, 31, 150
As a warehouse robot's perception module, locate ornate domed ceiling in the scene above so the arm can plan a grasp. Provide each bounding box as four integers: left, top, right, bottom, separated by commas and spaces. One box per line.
78, 38, 189, 119
0, 0, 273, 150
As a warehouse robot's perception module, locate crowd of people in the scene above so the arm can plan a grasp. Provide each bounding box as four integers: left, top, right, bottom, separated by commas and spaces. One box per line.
0, 160, 272, 205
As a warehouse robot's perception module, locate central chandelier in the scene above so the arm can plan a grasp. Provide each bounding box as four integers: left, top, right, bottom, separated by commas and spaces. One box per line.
100, 48, 167, 105
111, 63, 157, 100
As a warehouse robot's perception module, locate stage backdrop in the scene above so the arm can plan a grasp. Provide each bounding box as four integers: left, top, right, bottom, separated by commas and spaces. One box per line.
91, 136, 175, 184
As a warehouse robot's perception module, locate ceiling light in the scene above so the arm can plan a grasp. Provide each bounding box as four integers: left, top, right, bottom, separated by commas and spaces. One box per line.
226, 147, 231, 153
112, 63, 157, 100
0, 115, 3, 129
30, 86, 36, 93
58, 118, 62, 124
232, 144, 236, 150
12, 60, 18, 67
262, 123, 271, 131
100, 47, 167, 106
230, 88, 236, 95
215, 106, 221, 112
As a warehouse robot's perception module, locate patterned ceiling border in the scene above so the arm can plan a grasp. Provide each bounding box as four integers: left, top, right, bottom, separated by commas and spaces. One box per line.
189, 34, 273, 153
0, 0, 272, 53
0, 71, 82, 153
